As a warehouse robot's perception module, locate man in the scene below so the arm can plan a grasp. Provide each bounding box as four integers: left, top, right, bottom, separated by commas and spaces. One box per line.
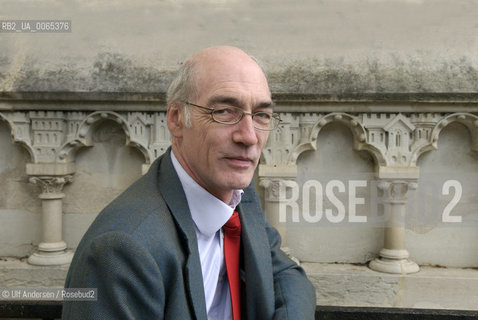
63, 46, 316, 319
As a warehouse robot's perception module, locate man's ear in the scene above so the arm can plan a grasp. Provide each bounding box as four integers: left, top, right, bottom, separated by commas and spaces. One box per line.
167, 104, 184, 138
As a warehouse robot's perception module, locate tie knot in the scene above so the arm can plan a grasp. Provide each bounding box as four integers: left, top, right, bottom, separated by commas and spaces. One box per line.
224, 211, 241, 236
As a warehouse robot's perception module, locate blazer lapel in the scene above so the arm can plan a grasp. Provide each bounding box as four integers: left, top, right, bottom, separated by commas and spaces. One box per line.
238, 185, 275, 320
157, 150, 207, 320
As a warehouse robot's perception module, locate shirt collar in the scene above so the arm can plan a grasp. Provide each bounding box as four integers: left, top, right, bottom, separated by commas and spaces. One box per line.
171, 151, 243, 237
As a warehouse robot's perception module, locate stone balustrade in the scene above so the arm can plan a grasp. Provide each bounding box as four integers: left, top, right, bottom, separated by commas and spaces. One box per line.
1, 99, 477, 276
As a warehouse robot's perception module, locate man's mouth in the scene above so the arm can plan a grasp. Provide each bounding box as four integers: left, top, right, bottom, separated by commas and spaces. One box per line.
224, 156, 255, 168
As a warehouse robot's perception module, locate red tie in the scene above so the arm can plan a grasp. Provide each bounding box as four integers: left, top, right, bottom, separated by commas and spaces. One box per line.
223, 211, 241, 320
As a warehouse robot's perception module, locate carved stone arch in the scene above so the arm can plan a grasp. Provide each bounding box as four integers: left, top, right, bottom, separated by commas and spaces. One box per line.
0, 112, 36, 162
289, 112, 385, 166
413, 113, 478, 164
57, 111, 150, 163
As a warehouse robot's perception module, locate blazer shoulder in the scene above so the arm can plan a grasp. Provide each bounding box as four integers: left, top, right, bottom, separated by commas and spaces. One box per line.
76, 154, 173, 245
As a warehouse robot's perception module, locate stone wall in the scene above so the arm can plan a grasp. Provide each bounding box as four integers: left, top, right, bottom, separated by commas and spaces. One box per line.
1, 0, 478, 309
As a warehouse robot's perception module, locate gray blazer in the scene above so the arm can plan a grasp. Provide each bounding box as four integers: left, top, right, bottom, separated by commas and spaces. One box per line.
62, 149, 316, 319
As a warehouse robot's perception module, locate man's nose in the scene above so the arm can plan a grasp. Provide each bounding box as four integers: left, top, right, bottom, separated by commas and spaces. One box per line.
232, 113, 258, 146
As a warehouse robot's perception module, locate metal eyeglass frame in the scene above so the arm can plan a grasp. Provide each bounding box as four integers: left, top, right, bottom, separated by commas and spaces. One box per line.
182, 101, 281, 131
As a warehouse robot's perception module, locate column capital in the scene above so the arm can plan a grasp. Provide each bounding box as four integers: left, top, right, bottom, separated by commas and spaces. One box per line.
29, 175, 73, 195
377, 179, 418, 204
259, 177, 295, 203
26, 162, 75, 195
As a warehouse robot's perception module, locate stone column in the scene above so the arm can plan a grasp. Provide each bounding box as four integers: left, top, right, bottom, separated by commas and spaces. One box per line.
26, 163, 75, 265
369, 167, 420, 274
258, 165, 298, 247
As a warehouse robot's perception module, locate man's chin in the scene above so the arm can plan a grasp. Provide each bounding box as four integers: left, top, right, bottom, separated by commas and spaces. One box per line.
225, 175, 254, 190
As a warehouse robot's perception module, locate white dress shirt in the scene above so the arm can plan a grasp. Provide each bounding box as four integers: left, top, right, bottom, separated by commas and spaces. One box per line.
171, 151, 243, 320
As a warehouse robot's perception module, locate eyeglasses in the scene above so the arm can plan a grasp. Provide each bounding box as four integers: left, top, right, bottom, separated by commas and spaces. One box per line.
182, 101, 281, 131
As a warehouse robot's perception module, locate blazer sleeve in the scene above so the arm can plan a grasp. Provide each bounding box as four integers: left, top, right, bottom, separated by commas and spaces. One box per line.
62, 232, 165, 320
265, 221, 317, 320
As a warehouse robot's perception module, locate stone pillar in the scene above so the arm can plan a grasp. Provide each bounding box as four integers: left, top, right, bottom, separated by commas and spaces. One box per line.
26, 163, 75, 266
258, 165, 298, 247
369, 167, 420, 274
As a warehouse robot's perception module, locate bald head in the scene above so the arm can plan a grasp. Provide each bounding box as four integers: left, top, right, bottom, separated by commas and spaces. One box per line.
167, 46, 270, 108
192, 46, 270, 100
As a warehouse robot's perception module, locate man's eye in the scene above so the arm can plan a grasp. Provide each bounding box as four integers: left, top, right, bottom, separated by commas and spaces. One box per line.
214, 107, 235, 115
254, 112, 272, 120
